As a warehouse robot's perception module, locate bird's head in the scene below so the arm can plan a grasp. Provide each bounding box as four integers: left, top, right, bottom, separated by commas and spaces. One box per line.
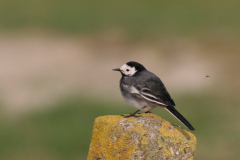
112, 61, 146, 76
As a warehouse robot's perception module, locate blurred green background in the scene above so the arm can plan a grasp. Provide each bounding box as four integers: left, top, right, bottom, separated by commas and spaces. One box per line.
0, 1, 239, 160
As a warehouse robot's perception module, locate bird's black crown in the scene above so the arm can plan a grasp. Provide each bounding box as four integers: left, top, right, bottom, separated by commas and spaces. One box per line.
126, 61, 146, 72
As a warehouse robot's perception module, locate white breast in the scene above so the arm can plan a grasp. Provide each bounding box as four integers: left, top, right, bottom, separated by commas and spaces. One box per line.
122, 85, 155, 111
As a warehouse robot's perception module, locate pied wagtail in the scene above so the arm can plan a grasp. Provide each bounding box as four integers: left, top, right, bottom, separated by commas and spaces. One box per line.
113, 61, 195, 131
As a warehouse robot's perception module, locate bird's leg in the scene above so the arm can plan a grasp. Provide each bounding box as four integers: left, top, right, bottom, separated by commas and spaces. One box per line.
123, 110, 141, 118
145, 111, 152, 113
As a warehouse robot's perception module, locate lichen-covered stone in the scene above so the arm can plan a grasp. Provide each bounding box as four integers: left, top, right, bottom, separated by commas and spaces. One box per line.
87, 113, 197, 160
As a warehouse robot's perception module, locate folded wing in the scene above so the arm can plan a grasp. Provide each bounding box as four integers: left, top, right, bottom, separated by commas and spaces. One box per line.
125, 85, 168, 107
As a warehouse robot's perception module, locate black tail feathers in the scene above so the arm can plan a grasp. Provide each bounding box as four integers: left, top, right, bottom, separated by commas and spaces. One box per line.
165, 106, 195, 131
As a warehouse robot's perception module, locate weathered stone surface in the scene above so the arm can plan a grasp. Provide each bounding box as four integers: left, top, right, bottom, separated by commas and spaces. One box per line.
87, 113, 197, 160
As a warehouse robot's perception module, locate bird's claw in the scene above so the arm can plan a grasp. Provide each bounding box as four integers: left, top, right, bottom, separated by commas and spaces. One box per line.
122, 113, 141, 118
145, 111, 152, 113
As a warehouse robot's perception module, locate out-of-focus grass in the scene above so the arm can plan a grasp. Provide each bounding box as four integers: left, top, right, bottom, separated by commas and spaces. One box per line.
0, 1, 239, 159
0, 96, 127, 160
1, 0, 240, 39
0, 92, 239, 160
156, 91, 240, 160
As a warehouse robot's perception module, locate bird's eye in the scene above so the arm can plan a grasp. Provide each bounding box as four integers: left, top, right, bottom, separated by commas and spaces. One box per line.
126, 69, 129, 72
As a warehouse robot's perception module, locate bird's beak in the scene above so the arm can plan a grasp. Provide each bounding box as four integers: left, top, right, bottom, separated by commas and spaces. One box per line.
112, 68, 121, 71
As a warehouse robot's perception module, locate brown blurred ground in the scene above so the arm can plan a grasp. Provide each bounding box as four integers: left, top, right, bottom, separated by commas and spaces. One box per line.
0, 31, 223, 114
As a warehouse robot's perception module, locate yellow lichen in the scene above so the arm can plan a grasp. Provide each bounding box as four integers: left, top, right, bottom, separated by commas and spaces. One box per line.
87, 114, 197, 160
88, 115, 143, 160
141, 135, 149, 145
162, 149, 172, 157
158, 121, 197, 153
188, 157, 194, 160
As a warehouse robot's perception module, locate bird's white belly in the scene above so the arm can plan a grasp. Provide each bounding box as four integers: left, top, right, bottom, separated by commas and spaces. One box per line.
124, 96, 155, 112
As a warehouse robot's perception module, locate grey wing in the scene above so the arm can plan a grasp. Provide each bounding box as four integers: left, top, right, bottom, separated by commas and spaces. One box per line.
125, 84, 174, 107
142, 76, 176, 106
123, 70, 175, 106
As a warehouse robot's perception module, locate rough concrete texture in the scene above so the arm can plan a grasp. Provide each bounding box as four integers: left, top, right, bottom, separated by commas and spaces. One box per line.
87, 113, 197, 160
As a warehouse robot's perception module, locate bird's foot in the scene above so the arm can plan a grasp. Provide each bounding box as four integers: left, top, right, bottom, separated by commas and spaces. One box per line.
123, 113, 141, 118
145, 111, 152, 113
122, 110, 141, 118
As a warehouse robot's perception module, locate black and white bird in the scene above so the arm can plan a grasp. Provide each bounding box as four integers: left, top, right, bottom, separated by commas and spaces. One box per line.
113, 61, 195, 131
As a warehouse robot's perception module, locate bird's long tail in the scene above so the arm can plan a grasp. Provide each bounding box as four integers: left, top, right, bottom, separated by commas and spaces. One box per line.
164, 106, 195, 131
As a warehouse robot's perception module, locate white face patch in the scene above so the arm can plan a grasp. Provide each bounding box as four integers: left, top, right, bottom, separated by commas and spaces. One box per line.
120, 64, 137, 76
